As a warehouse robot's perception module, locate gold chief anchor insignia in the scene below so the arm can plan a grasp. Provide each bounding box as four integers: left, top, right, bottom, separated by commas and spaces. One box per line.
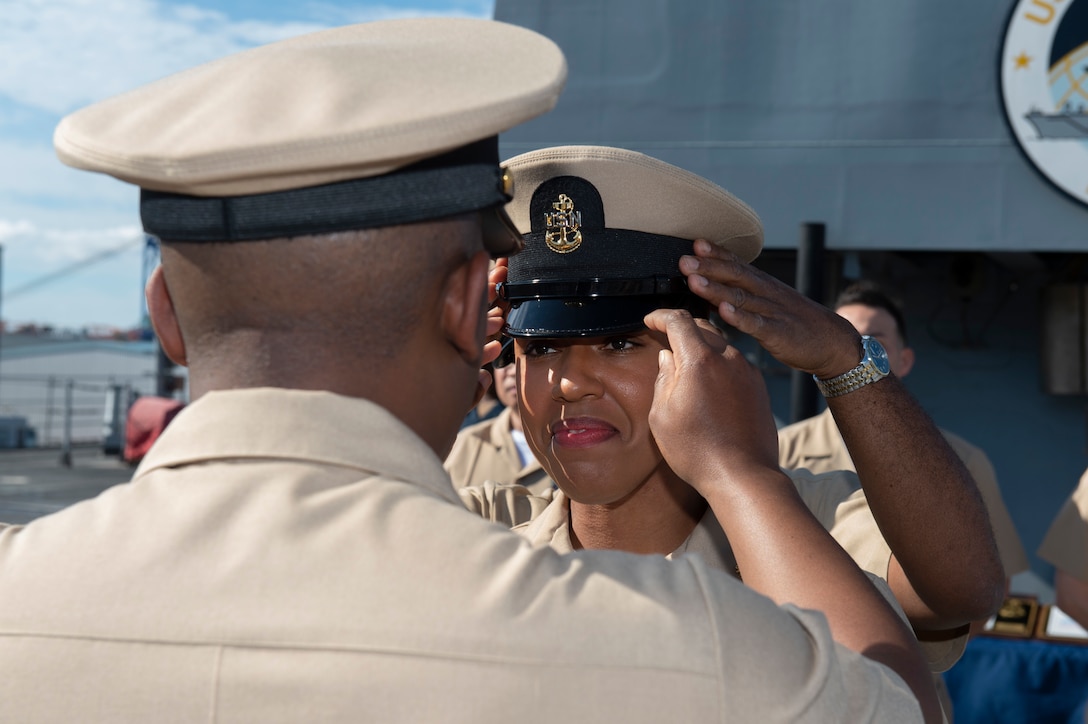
544, 194, 582, 253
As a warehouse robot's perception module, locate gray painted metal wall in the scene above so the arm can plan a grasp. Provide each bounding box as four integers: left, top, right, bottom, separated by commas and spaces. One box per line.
494, 0, 1088, 589
496, 0, 1088, 251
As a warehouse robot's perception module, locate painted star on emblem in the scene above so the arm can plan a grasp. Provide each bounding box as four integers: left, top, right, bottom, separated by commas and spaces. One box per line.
1013, 52, 1032, 69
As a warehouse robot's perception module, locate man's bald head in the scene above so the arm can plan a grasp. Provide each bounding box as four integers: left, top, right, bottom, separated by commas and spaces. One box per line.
153, 213, 487, 397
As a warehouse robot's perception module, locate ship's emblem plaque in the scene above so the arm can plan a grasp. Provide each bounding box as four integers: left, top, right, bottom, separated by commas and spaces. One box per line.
1001, 0, 1088, 207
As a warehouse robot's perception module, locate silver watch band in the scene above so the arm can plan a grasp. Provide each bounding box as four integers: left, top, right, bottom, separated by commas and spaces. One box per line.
813, 364, 885, 398
812, 335, 889, 398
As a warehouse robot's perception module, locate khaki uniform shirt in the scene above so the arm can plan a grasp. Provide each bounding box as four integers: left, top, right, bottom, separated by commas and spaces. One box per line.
505, 473, 965, 673
778, 407, 1030, 577
445, 406, 554, 494
1038, 467, 1088, 579
512, 471, 857, 561
0, 388, 922, 723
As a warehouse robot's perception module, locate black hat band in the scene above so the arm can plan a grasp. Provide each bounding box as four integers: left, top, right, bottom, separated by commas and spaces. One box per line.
140, 137, 509, 242
506, 228, 694, 284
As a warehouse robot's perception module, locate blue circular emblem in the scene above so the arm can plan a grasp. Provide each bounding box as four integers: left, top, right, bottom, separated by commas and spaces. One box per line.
1000, 0, 1088, 208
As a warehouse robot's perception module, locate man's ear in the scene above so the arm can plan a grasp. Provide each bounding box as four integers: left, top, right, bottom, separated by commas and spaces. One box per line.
897, 345, 916, 378
440, 250, 490, 365
146, 266, 188, 367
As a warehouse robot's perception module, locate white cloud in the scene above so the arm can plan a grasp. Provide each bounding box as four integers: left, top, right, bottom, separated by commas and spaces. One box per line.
0, 220, 147, 329
0, 218, 144, 268
0, 0, 493, 115
0, 220, 36, 240
0, 0, 327, 115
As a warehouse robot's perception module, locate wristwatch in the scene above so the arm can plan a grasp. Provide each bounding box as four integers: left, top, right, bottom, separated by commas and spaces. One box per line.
813, 335, 891, 398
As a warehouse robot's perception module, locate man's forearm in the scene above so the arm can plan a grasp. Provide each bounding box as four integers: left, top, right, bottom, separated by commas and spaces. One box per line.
828, 375, 1005, 627
701, 469, 942, 724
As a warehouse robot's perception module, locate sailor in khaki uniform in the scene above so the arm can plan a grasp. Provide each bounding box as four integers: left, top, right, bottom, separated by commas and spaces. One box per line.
1039, 468, 1088, 629
0, 18, 929, 724
489, 145, 1002, 636
781, 406, 1029, 578
485, 145, 1020, 723
447, 405, 552, 491
778, 282, 1030, 586
446, 362, 555, 494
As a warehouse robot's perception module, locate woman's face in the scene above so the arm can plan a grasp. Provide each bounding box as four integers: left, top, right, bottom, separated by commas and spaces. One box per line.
514, 329, 675, 505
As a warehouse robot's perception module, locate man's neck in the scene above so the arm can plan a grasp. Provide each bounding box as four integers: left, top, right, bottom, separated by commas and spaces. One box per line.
186, 341, 463, 458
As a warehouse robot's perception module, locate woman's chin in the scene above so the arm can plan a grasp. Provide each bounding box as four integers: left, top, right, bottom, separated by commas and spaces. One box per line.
554, 476, 639, 508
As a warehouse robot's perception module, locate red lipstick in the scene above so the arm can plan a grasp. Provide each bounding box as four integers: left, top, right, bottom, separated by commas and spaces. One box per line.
551, 417, 618, 448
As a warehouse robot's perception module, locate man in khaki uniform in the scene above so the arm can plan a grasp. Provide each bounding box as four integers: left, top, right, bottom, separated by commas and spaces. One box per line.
446, 359, 554, 494
1039, 468, 1088, 629
778, 282, 1030, 585
0, 18, 931, 724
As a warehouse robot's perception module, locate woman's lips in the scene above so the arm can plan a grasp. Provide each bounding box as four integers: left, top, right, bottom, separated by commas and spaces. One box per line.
551, 417, 618, 448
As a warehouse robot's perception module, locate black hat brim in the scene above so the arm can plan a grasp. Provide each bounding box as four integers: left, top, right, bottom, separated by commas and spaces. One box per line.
505, 295, 699, 338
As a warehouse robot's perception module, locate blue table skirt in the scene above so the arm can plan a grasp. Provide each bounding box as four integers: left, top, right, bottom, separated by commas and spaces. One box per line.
944, 636, 1088, 724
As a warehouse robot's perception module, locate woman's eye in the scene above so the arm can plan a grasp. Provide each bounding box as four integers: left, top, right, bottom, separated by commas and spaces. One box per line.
606, 338, 637, 352
521, 342, 557, 358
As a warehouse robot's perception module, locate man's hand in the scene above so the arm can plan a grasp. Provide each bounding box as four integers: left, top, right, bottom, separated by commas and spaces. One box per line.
680, 239, 860, 380
481, 258, 509, 366
470, 258, 510, 409
643, 308, 780, 493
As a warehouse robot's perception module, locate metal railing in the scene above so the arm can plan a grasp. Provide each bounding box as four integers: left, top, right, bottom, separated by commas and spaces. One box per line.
0, 373, 159, 458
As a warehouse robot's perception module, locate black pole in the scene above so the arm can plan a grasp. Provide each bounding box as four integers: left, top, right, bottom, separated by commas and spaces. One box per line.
789, 223, 826, 424
156, 343, 174, 398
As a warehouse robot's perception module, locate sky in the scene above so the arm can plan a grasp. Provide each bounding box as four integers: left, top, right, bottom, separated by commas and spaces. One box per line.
0, 0, 494, 332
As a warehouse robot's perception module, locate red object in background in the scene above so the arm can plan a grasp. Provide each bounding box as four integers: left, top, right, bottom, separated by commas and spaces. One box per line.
124, 397, 185, 464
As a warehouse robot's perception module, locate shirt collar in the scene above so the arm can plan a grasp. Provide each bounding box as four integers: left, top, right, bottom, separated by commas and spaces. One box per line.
135, 388, 460, 505
518, 490, 739, 577
516, 489, 575, 553
668, 508, 738, 575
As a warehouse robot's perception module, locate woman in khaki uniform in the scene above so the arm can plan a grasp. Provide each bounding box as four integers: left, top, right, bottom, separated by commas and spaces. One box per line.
472, 145, 1014, 720
482, 145, 946, 722
487, 144, 1002, 630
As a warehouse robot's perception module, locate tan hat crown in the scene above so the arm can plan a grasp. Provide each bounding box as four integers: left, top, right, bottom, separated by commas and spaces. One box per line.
55, 18, 567, 197
498, 146, 763, 338
503, 145, 763, 262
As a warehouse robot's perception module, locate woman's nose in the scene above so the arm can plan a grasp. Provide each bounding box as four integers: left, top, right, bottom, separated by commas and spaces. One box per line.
550, 348, 603, 402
